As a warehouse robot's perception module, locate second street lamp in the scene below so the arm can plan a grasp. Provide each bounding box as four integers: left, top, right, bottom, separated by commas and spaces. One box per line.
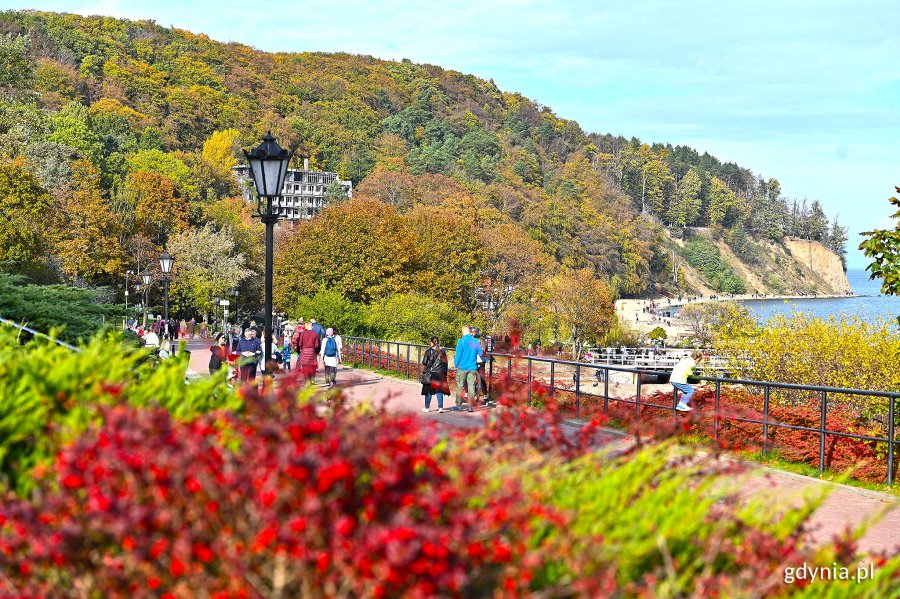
141, 270, 152, 329
244, 133, 293, 374
159, 248, 174, 324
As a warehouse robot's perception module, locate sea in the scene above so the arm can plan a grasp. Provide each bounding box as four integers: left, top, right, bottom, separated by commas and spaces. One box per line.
740, 269, 900, 324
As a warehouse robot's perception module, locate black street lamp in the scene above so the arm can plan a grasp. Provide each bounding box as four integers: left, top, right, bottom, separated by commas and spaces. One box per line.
124, 269, 133, 316
159, 248, 174, 323
244, 133, 293, 374
141, 270, 152, 328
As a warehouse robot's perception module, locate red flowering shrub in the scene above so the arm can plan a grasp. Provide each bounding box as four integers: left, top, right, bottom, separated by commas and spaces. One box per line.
584, 387, 892, 483
0, 383, 541, 597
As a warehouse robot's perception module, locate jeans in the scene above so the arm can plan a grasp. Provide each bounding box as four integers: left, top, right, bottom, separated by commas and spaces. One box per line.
456, 369, 477, 404
672, 382, 694, 405
425, 390, 444, 410
324, 365, 337, 384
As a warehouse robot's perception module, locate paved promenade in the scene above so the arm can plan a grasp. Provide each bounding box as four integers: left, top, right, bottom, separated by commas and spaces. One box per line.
183, 339, 898, 555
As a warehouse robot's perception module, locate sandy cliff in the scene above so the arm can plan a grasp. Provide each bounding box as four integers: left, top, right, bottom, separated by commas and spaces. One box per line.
671, 230, 851, 296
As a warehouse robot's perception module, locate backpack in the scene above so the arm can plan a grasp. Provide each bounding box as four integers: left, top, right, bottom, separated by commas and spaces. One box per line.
324, 336, 337, 357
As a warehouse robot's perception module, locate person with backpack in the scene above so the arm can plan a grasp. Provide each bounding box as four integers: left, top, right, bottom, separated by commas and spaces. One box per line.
421, 336, 449, 413
319, 327, 342, 388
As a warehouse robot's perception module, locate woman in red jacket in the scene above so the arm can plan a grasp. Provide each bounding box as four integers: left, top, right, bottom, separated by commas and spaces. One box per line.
297, 321, 321, 384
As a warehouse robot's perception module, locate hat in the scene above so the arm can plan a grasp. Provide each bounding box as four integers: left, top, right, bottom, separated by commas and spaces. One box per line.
326, 327, 334, 336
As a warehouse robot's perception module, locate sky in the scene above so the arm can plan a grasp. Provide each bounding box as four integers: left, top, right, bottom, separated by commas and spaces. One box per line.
7, 0, 900, 268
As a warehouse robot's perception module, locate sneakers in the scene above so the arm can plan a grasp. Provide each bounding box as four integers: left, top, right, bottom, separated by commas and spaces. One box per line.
422, 407, 430, 413
675, 402, 692, 412
438, 408, 445, 413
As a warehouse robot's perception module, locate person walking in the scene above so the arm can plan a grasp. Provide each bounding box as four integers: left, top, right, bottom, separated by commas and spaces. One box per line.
320, 327, 342, 388
188, 317, 195, 339
421, 336, 449, 413
671, 350, 705, 412
310, 318, 325, 342
471, 326, 489, 406
297, 321, 321, 384
236, 327, 263, 382
281, 338, 293, 372
209, 333, 228, 374
453, 325, 483, 412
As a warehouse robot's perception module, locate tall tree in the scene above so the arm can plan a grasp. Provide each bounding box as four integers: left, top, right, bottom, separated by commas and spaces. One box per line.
166, 223, 253, 314
201, 128, 240, 174
706, 176, 734, 227
125, 171, 189, 241
49, 160, 124, 282
539, 268, 614, 359
667, 167, 701, 227
0, 157, 52, 267
807, 200, 828, 241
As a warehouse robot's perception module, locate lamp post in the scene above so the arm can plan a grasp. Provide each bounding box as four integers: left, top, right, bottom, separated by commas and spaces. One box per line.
141, 270, 152, 328
159, 249, 174, 324
244, 133, 293, 374
124, 269, 134, 328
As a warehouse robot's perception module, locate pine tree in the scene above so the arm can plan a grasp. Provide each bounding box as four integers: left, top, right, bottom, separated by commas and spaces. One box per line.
808, 200, 828, 241
667, 167, 701, 227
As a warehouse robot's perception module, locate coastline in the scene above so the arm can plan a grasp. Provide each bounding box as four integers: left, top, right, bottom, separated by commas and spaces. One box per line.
615, 292, 858, 341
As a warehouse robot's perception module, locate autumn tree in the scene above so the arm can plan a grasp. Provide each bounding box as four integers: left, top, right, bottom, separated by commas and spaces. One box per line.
406, 204, 484, 311
539, 268, 614, 359
126, 171, 189, 241
201, 128, 240, 174
274, 198, 419, 305
166, 223, 254, 315
49, 160, 124, 282
0, 157, 52, 267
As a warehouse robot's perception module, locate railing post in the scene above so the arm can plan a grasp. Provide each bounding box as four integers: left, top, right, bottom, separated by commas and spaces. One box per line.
406, 344, 411, 379
819, 390, 827, 475
526, 357, 533, 406
549, 360, 555, 394
762, 384, 770, 457
603, 367, 609, 416
635, 372, 642, 418
889, 396, 896, 486
488, 355, 494, 402
396, 343, 401, 375
714, 380, 721, 446
416, 345, 422, 382
575, 364, 581, 418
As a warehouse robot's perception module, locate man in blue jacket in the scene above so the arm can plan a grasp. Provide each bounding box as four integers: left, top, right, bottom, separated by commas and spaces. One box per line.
454, 324, 483, 411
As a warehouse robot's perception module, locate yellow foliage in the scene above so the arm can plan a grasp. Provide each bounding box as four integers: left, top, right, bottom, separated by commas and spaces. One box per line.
715, 311, 900, 398
201, 128, 241, 173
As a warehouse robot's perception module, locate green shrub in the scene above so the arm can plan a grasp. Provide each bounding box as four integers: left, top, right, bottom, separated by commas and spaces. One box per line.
682, 237, 747, 293
0, 273, 120, 343
364, 293, 472, 343
0, 326, 238, 494
285, 286, 366, 336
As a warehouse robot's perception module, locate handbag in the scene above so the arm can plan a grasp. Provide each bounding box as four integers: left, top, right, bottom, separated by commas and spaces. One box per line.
421, 371, 433, 385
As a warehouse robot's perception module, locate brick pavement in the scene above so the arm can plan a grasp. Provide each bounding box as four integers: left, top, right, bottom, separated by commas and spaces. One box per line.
182, 338, 899, 555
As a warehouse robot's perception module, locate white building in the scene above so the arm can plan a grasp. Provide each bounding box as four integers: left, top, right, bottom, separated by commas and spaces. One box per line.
232, 158, 352, 220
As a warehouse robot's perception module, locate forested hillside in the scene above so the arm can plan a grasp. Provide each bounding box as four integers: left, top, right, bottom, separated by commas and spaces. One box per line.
0, 11, 848, 336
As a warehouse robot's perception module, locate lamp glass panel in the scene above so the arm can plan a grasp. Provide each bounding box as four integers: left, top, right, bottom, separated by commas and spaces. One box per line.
261, 160, 284, 196
248, 159, 266, 197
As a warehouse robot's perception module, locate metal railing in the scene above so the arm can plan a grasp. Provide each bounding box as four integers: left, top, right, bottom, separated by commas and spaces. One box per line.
344, 336, 900, 486
0, 316, 81, 351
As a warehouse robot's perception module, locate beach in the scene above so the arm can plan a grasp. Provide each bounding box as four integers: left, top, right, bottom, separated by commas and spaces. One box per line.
616, 291, 856, 342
